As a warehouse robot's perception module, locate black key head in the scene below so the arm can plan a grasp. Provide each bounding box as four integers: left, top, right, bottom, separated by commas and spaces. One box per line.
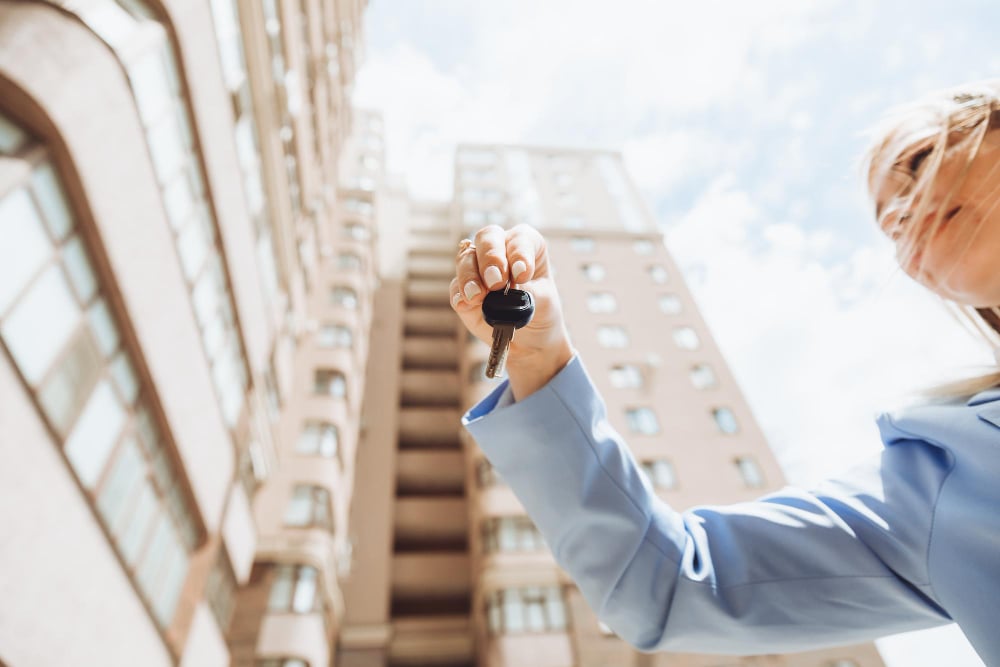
482, 288, 535, 329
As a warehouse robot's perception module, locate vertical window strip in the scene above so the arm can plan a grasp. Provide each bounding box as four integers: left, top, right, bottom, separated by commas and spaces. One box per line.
82, 0, 251, 427
207, 0, 283, 303
0, 149, 196, 629
485, 586, 567, 635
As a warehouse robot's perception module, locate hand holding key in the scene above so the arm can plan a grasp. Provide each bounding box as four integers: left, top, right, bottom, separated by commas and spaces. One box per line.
450, 224, 575, 400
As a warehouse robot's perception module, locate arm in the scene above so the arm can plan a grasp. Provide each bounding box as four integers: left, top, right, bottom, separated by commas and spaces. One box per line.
463, 355, 954, 654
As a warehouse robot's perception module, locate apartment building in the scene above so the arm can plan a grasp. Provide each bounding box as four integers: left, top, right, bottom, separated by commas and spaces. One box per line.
0, 0, 369, 665
0, 2, 886, 667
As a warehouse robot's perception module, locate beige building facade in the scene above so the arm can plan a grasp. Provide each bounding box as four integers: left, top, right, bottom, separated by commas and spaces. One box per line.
1, 2, 884, 667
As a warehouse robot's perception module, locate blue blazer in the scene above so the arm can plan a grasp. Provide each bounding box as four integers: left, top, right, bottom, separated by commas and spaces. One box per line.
463, 355, 999, 664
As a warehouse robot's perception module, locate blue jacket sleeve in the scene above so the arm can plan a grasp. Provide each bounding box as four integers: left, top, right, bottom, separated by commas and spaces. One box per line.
462, 355, 953, 654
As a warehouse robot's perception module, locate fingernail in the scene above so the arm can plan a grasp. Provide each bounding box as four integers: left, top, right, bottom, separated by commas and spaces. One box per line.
484, 266, 503, 288
464, 281, 481, 300
512, 260, 527, 280
451, 293, 462, 308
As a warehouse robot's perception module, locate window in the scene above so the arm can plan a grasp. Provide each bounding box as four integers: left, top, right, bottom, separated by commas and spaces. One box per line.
587, 292, 617, 314
335, 252, 362, 271
0, 111, 28, 154
313, 369, 346, 398
626, 407, 660, 435
825, 661, 859, 667
713, 407, 739, 434
673, 326, 700, 350
649, 265, 669, 284
257, 659, 308, 667
343, 198, 374, 217
735, 456, 765, 488
267, 564, 321, 613
207, 0, 282, 305
317, 323, 352, 348
0, 146, 197, 630
690, 364, 718, 389
641, 459, 677, 490
609, 364, 643, 389
658, 294, 682, 315
91, 5, 252, 427
581, 263, 606, 282
343, 223, 369, 242
329, 285, 358, 310
481, 516, 546, 554
477, 459, 503, 487
569, 236, 594, 252
284, 484, 334, 531
205, 547, 237, 631
597, 326, 629, 349
485, 586, 567, 635
633, 239, 654, 255
295, 421, 339, 459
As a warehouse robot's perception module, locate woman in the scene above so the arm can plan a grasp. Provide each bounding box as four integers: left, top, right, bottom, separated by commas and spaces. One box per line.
450, 81, 1000, 664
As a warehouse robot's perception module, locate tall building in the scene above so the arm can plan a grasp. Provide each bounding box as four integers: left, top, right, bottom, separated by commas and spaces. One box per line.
0, 0, 369, 665
0, 3, 883, 667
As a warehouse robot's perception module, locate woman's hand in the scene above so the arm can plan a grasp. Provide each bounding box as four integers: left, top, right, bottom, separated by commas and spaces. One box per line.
450, 224, 575, 400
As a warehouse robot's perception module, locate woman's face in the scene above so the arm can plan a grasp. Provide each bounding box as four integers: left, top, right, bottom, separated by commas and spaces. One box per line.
872, 126, 1000, 307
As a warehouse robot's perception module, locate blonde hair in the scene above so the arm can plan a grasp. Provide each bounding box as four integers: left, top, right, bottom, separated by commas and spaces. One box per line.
862, 80, 1000, 399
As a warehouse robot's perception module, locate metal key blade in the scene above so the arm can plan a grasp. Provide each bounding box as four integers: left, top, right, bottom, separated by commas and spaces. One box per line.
485, 324, 515, 379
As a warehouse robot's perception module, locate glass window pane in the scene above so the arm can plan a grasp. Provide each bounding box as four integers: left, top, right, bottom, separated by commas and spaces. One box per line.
291, 567, 317, 612
177, 211, 213, 280
673, 327, 700, 350
0, 111, 28, 154
162, 172, 196, 230
32, 164, 74, 241
0, 187, 52, 315
268, 565, 294, 611
659, 294, 682, 315
121, 479, 158, 565
713, 407, 739, 434
38, 329, 102, 433
62, 236, 98, 303
284, 487, 312, 526
546, 589, 566, 630
148, 111, 189, 184
626, 407, 659, 435
192, 266, 222, 326
525, 600, 546, 631
498, 518, 517, 552
736, 457, 765, 488
503, 592, 524, 633
649, 265, 669, 284
137, 512, 170, 597
111, 351, 140, 405
690, 364, 717, 389
87, 298, 120, 358
487, 594, 502, 634
80, 0, 140, 51
64, 380, 126, 488
98, 437, 144, 534
130, 51, 174, 124
2, 265, 81, 384
152, 530, 187, 623
597, 326, 628, 349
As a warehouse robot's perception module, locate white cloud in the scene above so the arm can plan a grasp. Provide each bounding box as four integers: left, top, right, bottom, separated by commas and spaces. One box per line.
665, 179, 990, 486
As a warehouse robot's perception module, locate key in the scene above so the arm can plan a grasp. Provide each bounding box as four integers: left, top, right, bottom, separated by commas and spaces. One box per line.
482, 286, 535, 379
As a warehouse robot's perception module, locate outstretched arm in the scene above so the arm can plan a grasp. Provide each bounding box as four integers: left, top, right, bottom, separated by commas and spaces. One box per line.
463, 355, 953, 655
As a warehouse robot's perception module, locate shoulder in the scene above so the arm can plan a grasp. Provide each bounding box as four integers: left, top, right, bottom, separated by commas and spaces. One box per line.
876, 387, 1000, 449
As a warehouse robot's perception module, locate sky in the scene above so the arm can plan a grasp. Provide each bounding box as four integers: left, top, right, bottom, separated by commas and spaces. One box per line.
353, 2, 999, 665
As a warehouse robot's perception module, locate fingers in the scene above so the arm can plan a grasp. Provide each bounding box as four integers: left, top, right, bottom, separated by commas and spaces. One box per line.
505, 224, 543, 284
474, 225, 509, 291
456, 243, 484, 303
